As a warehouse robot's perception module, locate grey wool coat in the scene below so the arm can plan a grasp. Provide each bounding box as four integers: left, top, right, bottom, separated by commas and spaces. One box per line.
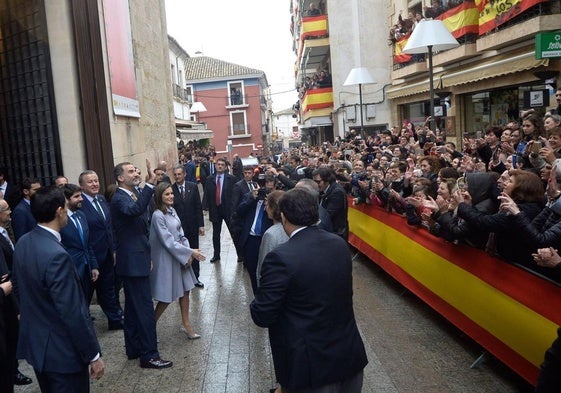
149, 208, 197, 303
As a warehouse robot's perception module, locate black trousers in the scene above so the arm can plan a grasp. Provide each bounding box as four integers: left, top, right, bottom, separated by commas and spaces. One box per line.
35, 367, 89, 393
94, 251, 123, 324
243, 235, 262, 294
536, 327, 561, 393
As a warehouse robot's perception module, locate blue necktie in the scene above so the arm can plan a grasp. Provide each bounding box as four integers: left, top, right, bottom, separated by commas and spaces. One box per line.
72, 215, 87, 259
254, 203, 265, 236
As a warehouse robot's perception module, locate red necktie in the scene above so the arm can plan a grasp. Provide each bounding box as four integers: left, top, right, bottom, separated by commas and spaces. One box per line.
216, 175, 221, 206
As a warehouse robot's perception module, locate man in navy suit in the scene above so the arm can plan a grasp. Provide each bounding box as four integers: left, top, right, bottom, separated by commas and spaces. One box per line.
11, 177, 41, 241
171, 164, 205, 287
12, 186, 104, 392
0, 168, 20, 209
230, 166, 258, 263
250, 188, 367, 392
203, 157, 237, 262
236, 176, 274, 293
184, 153, 197, 183
110, 161, 172, 369
79, 170, 124, 330
60, 184, 99, 303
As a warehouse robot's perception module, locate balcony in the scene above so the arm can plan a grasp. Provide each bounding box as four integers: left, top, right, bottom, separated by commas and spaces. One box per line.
225, 94, 248, 109
172, 84, 192, 103
297, 15, 329, 65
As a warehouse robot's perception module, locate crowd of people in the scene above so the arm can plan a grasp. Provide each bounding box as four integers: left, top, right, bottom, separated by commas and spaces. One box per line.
2, 88, 561, 392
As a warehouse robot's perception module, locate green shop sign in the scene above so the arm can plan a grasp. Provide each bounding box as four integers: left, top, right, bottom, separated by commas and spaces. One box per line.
536, 32, 561, 59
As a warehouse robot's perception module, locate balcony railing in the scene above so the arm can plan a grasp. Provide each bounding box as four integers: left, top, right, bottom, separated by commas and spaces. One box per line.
390, 0, 555, 69
227, 94, 245, 106
172, 84, 192, 102
228, 124, 250, 136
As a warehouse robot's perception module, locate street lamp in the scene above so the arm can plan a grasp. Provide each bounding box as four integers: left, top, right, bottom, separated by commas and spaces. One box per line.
403, 19, 458, 132
190, 101, 207, 122
343, 67, 375, 138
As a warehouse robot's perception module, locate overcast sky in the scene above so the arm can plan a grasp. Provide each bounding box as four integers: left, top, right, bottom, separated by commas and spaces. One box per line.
164, 0, 298, 112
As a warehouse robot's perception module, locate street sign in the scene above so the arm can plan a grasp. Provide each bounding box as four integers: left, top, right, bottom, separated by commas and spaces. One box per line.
535, 32, 561, 59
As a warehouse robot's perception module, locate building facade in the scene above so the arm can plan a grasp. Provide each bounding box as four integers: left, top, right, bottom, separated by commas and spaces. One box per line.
290, 0, 393, 144
184, 56, 272, 158
0, 0, 177, 188
387, 0, 561, 147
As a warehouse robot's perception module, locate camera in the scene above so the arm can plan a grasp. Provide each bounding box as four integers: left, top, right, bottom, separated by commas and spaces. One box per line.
257, 188, 268, 200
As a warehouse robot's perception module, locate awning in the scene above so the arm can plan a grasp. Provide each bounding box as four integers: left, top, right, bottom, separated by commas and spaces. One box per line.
387, 51, 549, 99
177, 129, 214, 141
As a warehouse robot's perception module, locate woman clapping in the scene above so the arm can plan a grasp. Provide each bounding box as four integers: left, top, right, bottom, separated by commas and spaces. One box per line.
150, 183, 205, 339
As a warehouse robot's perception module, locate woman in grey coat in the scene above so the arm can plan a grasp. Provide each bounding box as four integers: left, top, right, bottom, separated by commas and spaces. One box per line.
150, 183, 205, 339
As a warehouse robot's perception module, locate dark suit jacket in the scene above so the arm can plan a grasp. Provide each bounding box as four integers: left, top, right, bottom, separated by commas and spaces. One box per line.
110, 186, 154, 277
230, 179, 256, 236
185, 161, 196, 183
250, 226, 367, 390
0, 234, 14, 271
11, 200, 36, 242
2, 182, 19, 210
320, 182, 349, 240
13, 226, 100, 373
236, 192, 273, 248
0, 249, 18, 376
80, 194, 114, 266
60, 210, 98, 283
172, 181, 203, 238
203, 173, 237, 223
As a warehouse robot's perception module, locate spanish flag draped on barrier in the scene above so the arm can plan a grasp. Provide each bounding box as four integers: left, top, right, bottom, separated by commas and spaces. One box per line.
476, 0, 548, 35
394, 33, 412, 64
301, 87, 334, 113
348, 200, 561, 386
436, 1, 479, 38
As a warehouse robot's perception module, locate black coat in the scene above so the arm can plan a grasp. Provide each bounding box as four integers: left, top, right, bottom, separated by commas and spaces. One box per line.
203, 173, 237, 223
250, 226, 367, 390
172, 182, 204, 238
320, 182, 348, 240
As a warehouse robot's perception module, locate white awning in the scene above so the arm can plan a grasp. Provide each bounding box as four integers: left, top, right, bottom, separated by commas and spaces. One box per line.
177, 129, 214, 141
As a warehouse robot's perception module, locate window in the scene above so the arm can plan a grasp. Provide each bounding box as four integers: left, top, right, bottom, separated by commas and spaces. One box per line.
185, 85, 193, 103
228, 81, 244, 106
230, 111, 247, 136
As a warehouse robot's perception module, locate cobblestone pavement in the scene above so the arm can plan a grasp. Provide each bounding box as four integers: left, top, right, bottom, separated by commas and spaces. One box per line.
16, 216, 534, 392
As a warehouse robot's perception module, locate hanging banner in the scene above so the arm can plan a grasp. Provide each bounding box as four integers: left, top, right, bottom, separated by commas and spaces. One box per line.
102, 0, 140, 118
476, 0, 548, 36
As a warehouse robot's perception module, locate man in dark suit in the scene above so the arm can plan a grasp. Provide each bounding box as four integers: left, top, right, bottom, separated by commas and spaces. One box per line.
110, 161, 172, 369
184, 153, 197, 183
0, 199, 32, 387
0, 168, 20, 209
313, 167, 349, 240
79, 170, 124, 330
171, 164, 204, 287
230, 166, 258, 262
250, 189, 367, 392
12, 186, 104, 392
11, 178, 41, 242
1, 244, 18, 393
203, 158, 237, 262
236, 178, 274, 293
60, 184, 99, 303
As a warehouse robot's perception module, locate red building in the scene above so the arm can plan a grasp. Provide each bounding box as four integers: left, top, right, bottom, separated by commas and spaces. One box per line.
184, 56, 272, 158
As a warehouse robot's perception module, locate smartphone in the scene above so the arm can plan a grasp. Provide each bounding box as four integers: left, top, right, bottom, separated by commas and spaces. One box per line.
475, 131, 482, 139
531, 142, 541, 154
511, 154, 518, 168
456, 177, 467, 191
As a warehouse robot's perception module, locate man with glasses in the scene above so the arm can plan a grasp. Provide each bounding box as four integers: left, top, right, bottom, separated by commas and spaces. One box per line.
313, 167, 348, 241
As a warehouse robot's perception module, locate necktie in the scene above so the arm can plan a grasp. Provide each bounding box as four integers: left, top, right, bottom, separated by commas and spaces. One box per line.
210, 162, 214, 175
72, 215, 86, 249
93, 196, 105, 220
215, 175, 221, 206
131, 191, 138, 202
180, 185, 185, 199
254, 203, 265, 236
0, 228, 14, 250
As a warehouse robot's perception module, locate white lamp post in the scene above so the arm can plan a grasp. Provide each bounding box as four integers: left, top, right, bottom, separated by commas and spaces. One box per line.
190, 101, 207, 122
403, 19, 458, 131
344, 67, 375, 137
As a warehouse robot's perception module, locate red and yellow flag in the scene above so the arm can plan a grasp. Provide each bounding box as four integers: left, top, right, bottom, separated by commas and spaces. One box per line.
436, 1, 479, 39
476, 0, 548, 35
394, 33, 412, 64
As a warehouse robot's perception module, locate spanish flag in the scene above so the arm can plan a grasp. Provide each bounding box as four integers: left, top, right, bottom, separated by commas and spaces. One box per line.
300, 15, 328, 40
394, 33, 412, 64
302, 87, 333, 112
476, 0, 548, 35
436, 1, 479, 39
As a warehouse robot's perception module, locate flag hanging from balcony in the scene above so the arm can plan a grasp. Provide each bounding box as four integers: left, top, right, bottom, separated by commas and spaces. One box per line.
476, 0, 548, 35
394, 33, 412, 64
436, 2, 479, 39
300, 15, 328, 40
302, 87, 333, 112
